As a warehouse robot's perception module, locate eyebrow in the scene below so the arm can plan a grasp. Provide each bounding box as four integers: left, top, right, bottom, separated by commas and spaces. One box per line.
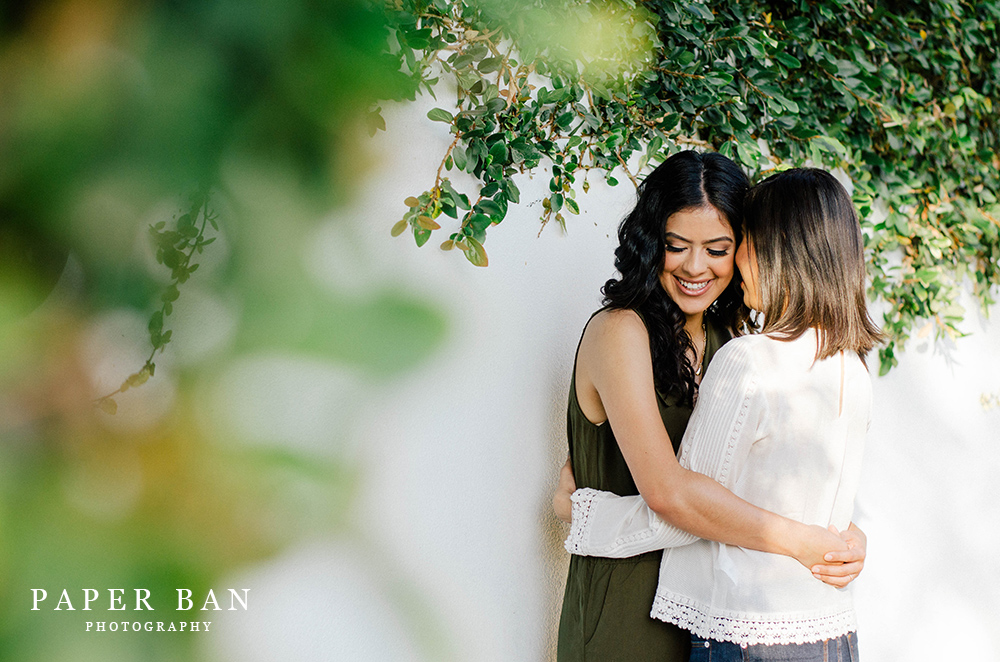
665, 232, 734, 244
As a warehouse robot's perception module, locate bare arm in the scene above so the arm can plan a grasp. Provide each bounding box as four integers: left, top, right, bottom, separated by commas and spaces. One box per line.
574, 310, 845, 568
553, 456, 575, 523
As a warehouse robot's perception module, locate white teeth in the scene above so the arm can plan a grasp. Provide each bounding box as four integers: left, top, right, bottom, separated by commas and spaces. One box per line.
677, 278, 710, 292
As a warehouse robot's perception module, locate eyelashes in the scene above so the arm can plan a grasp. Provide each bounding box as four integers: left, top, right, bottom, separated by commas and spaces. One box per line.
665, 245, 731, 258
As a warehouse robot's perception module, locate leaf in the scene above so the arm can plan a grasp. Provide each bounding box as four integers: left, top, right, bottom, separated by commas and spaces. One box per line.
162, 249, 180, 270
686, 3, 714, 21
452, 145, 468, 170
125, 369, 150, 388
391, 220, 408, 237
415, 215, 441, 230
467, 213, 492, 233
550, 193, 564, 212
661, 113, 680, 131
98, 398, 118, 415
477, 199, 504, 220
440, 239, 455, 251
366, 107, 387, 136
427, 108, 454, 123
149, 311, 163, 335
404, 196, 420, 207
835, 59, 860, 77
736, 141, 755, 166
463, 236, 489, 267
775, 52, 801, 69
478, 57, 502, 74
706, 73, 733, 86
485, 97, 506, 115
812, 135, 847, 157
488, 141, 508, 163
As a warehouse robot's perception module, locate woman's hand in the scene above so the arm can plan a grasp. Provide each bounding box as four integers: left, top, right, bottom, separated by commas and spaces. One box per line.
791, 523, 849, 570
553, 456, 577, 523
810, 523, 867, 588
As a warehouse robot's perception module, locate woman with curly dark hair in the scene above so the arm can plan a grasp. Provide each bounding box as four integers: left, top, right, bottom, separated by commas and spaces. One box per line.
554, 152, 866, 662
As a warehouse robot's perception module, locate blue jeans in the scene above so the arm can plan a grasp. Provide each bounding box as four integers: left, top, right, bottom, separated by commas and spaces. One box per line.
689, 632, 858, 662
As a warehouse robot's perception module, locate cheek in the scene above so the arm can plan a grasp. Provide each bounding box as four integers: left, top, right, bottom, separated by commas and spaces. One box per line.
734, 248, 747, 274
716, 256, 736, 283
660, 253, 683, 276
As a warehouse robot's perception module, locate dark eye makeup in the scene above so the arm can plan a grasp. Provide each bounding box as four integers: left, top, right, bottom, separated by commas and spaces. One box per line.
665, 244, 730, 257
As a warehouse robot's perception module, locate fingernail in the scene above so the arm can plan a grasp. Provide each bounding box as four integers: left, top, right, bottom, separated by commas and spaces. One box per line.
824, 554, 834, 561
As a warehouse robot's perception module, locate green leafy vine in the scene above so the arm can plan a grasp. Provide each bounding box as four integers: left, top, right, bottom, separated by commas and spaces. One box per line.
379, 0, 1000, 376
95, 191, 217, 414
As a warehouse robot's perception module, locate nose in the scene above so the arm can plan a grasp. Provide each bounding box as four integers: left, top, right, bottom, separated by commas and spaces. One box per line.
683, 248, 707, 276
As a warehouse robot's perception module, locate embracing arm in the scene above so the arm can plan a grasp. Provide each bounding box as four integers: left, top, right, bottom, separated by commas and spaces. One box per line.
569, 311, 846, 568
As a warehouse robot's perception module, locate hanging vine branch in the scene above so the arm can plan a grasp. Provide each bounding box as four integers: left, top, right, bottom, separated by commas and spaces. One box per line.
95, 190, 217, 414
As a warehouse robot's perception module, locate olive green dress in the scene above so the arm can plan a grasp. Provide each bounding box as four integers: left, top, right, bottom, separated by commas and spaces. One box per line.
556, 314, 730, 662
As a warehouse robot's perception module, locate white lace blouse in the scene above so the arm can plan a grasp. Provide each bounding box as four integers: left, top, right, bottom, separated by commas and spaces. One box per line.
564, 330, 872, 646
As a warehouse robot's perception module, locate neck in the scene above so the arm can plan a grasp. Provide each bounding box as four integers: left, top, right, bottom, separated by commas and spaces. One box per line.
684, 311, 705, 340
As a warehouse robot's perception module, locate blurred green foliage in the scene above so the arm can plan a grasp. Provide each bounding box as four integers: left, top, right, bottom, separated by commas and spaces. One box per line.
385, 0, 1000, 375
0, 1, 446, 659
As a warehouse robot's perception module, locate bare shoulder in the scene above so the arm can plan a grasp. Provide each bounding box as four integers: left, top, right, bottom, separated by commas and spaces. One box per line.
579, 308, 653, 373
585, 308, 649, 348
577, 308, 660, 428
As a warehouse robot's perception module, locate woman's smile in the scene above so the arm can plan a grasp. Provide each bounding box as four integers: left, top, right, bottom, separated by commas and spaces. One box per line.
674, 276, 714, 295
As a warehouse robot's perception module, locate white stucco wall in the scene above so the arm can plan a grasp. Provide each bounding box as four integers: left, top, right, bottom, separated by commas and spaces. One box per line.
208, 96, 1000, 661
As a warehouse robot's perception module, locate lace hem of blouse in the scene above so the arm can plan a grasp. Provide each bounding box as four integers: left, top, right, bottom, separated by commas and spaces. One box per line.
651, 592, 857, 647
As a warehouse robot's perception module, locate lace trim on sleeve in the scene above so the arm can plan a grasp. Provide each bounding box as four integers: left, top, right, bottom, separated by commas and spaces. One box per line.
650, 593, 858, 646
564, 487, 603, 555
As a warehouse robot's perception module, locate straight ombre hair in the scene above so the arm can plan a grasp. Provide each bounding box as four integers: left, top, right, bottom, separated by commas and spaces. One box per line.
743, 168, 884, 360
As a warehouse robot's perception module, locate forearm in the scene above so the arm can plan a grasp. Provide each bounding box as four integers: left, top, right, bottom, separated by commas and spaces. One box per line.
564, 488, 698, 558
564, 472, 837, 567
644, 467, 839, 567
